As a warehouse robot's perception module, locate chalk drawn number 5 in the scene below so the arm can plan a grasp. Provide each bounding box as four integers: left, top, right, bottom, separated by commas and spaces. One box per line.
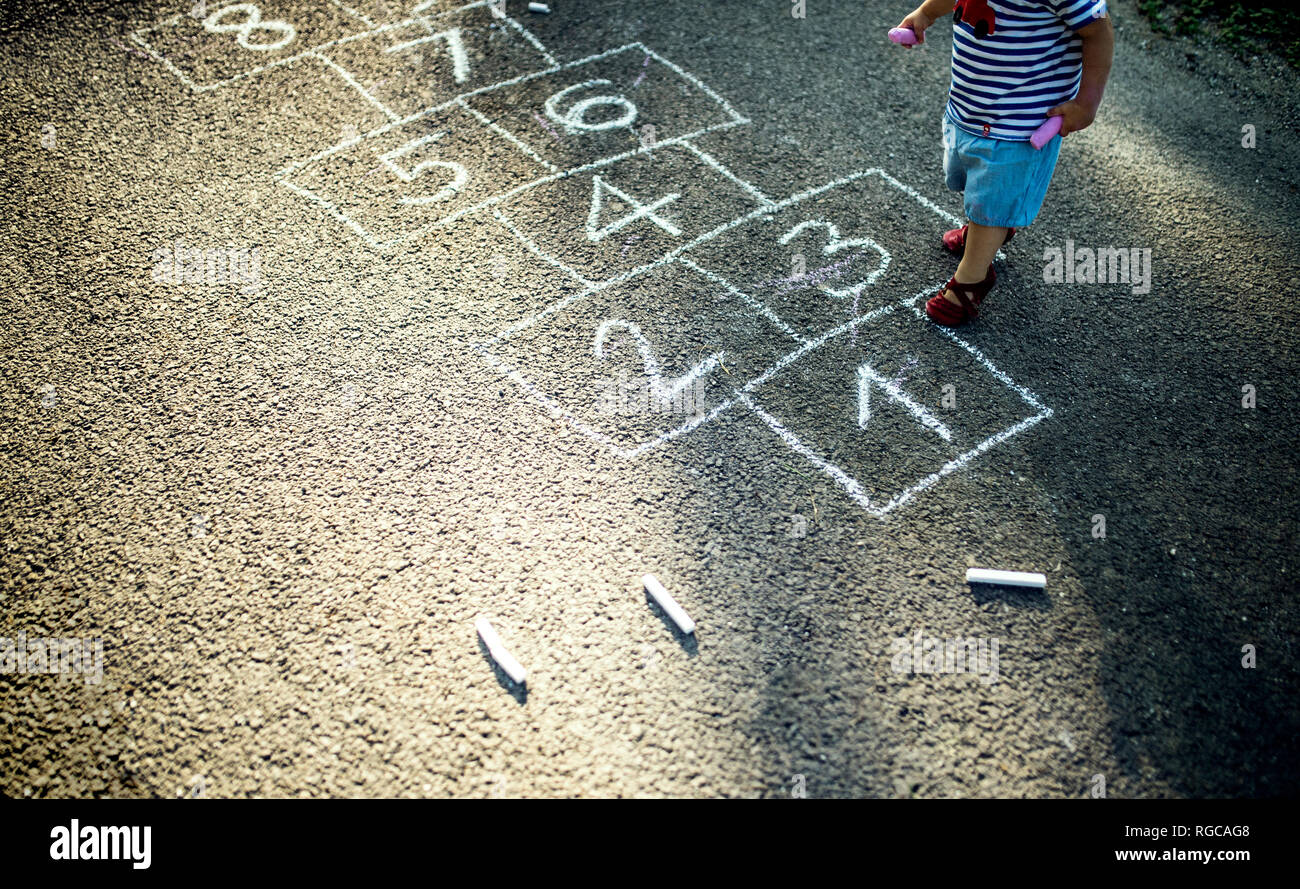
778, 220, 890, 299
380, 133, 469, 206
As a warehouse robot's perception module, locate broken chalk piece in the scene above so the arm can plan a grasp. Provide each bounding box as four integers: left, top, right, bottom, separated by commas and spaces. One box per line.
528, 2, 551, 12
643, 574, 696, 635
966, 568, 1047, 589
475, 618, 527, 685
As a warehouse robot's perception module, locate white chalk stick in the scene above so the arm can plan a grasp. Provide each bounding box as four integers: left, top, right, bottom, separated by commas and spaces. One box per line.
528, 2, 551, 13
966, 568, 1047, 589
476, 618, 527, 685
643, 574, 695, 635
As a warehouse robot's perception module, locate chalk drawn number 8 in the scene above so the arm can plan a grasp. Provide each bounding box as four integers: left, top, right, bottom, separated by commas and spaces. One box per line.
204, 3, 296, 52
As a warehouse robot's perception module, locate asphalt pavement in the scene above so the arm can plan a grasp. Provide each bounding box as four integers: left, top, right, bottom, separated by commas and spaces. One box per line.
1, 0, 1297, 797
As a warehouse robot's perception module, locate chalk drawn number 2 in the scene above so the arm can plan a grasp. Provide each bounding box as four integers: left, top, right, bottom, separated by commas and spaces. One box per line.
593, 320, 724, 405
203, 3, 296, 52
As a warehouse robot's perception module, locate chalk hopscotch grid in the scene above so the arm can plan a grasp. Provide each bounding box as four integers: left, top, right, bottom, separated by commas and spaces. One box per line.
483, 268, 1051, 516
132, 4, 1043, 516
740, 295, 1054, 518
489, 168, 949, 317
482, 165, 1049, 515
272, 43, 752, 249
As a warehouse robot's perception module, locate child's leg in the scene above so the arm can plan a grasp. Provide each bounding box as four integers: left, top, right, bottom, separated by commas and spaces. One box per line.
941, 222, 1007, 303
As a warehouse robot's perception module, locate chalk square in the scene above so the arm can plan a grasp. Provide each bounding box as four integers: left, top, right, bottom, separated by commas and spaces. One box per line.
680, 171, 963, 340
129, 2, 366, 92
280, 104, 552, 248
461, 43, 748, 172
492, 143, 763, 285
479, 260, 794, 457
321, 4, 556, 121
742, 305, 1049, 514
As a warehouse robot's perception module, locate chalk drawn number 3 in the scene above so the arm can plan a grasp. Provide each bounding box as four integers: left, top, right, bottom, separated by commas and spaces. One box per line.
203, 3, 296, 52
778, 219, 889, 299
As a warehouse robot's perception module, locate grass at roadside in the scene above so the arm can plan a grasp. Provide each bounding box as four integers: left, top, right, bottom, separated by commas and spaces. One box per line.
1137, 1, 1300, 67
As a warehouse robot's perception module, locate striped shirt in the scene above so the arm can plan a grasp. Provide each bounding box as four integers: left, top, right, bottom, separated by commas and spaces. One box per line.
947, 0, 1107, 140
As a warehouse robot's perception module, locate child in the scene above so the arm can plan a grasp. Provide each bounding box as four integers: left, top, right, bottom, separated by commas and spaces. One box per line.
897, 0, 1114, 325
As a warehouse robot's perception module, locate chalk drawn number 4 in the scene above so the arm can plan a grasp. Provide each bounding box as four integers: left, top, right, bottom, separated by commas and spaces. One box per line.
587, 176, 681, 242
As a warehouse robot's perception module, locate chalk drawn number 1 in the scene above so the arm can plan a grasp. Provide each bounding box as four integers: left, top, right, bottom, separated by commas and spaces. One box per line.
203, 3, 296, 52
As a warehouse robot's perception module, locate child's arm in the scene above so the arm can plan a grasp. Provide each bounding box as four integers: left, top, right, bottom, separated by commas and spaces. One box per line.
896, 0, 957, 47
1046, 13, 1114, 136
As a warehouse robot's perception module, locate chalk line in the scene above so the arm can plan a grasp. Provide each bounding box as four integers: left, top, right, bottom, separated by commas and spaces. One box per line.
678, 139, 775, 208
675, 256, 804, 345
873, 168, 1006, 263
280, 179, 379, 247
328, 0, 376, 28
738, 393, 873, 507
899, 298, 1051, 415
130, 1, 554, 98
498, 4, 559, 67
458, 97, 559, 173
490, 206, 596, 295
311, 51, 399, 122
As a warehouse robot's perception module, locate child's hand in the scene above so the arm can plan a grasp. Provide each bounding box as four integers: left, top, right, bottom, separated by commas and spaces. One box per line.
1044, 98, 1099, 137
898, 8, 934, 46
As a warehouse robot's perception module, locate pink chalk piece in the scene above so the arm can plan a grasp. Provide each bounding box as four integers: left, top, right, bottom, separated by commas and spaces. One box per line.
888, 27, 919, 45
1031, 115, 1063, 149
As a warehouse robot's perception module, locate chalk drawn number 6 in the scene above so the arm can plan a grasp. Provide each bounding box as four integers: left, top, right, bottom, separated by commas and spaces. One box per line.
778, 219, 890, 299
204, 3, 296, 52
545, 81, 637, 134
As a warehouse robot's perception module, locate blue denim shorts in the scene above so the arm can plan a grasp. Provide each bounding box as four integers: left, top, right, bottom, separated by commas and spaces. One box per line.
942, 111, 1062, 228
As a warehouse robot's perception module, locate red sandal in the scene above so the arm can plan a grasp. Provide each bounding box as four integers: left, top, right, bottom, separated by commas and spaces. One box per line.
941, 224, 1014, 256
925, 266, 996, 326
